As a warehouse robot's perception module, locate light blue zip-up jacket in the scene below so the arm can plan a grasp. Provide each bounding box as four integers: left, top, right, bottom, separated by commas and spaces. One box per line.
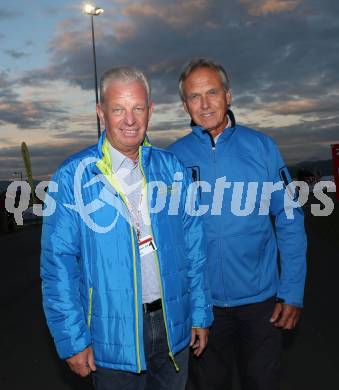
169, 114, 307, 308
41, 132, 213, 372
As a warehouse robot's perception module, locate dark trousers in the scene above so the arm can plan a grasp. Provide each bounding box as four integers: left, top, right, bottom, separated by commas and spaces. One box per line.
92, 308, 189, 390
186, 297, 282, 390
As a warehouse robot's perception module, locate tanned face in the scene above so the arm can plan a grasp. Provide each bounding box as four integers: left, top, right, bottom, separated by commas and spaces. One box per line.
97, 80, 153, 159
182, 67, 232, 137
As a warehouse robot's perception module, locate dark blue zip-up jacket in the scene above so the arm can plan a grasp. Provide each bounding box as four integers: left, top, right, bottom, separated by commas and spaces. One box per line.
169, 114, 307, 307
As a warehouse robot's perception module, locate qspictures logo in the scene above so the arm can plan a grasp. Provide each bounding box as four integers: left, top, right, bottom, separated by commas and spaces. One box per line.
4, 157, 336, 233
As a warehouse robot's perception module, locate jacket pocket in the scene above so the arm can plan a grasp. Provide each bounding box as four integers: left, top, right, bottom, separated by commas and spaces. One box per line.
224, 230, 264, 300
211, 230, 265, 301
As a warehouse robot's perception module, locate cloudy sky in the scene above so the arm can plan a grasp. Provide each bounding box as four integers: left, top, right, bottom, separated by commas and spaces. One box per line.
0, 0, 338, 180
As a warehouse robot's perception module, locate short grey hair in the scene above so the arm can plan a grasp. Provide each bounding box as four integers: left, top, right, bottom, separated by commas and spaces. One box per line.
99, 66, 151, 104
178, 58, 230, 101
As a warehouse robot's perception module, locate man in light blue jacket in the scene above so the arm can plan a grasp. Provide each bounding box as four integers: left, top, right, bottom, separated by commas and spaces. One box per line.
169, 58, 307, 390
41, 66, 213, 390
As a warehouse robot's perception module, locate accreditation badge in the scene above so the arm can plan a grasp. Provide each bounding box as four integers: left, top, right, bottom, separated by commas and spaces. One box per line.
138, 235, 157, 257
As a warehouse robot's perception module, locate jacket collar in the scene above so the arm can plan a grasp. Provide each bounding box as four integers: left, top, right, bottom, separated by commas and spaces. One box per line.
191, 109, 236, 144
93, 130, 152, 174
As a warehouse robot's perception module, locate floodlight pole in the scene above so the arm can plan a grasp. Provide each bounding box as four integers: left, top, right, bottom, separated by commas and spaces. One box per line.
90, 14, 101, 139
84, 5, 104, 139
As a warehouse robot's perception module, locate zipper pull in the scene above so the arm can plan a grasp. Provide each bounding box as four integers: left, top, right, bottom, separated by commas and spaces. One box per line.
169, 352, 180, 372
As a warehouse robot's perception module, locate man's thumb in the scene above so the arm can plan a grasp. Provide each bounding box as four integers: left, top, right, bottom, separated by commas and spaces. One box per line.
270, 303, 282, 323
87, 347, 97, 371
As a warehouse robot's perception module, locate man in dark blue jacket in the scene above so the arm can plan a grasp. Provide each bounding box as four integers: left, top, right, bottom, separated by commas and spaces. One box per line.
169, 58, 307, 390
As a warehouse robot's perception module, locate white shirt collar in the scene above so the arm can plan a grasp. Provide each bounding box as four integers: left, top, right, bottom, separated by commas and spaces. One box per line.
107, 142, 131, 173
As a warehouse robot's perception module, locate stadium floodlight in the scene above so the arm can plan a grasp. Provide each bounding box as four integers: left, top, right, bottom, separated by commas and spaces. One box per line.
83, 4, 104, 138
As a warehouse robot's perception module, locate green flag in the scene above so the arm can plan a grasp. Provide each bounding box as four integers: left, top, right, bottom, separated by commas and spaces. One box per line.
21, 142, 37, 204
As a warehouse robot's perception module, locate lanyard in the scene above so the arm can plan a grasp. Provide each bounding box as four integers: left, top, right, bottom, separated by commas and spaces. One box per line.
114, 164, 146, 242
125, 188, 144, 242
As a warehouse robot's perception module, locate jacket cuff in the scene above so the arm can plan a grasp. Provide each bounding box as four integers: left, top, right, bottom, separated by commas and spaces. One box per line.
192, 305, 214, 328
276, 294, 303, 308
56, 330, 92, 360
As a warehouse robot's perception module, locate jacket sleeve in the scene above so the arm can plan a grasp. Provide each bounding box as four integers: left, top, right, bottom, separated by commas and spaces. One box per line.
266, 138, 307, 307
40, 166, 91, 359
178, 160, 213, 328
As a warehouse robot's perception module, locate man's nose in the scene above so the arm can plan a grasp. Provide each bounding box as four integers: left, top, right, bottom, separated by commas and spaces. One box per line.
200, 95, 209, 110
124, 110, 136, 126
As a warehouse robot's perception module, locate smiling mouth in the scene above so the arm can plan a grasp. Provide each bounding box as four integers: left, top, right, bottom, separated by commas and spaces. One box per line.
201, 112, 214, 117
121, 128, 139, 136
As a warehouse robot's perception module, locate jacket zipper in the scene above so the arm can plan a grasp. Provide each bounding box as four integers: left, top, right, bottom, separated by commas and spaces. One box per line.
96, 151, 142, 373
139, 149, 180, 372
129, 217, 142, 372
87, 287, 93, 328
207, 131, 228, 304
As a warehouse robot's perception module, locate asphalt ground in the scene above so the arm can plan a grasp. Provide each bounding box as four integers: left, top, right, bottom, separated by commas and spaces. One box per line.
0, 200, 338, 389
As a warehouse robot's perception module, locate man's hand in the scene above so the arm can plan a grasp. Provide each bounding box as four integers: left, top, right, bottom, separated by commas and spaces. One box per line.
270, 303, 301, 330
66, 346, 96, 377
190, 328, 209, 357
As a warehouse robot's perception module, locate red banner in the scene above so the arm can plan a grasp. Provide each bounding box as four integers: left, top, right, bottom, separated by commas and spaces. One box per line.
331, 144, 339, 200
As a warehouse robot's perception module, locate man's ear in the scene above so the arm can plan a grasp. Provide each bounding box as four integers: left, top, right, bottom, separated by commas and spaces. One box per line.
148, 101, 154, 118
183, 101, 189, 114
96, 104, 105, 126
226, 89, 232, 106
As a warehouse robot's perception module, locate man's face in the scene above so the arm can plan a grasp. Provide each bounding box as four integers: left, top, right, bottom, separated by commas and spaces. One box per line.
97, 80, 153, 157
182, 67, 232, 137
